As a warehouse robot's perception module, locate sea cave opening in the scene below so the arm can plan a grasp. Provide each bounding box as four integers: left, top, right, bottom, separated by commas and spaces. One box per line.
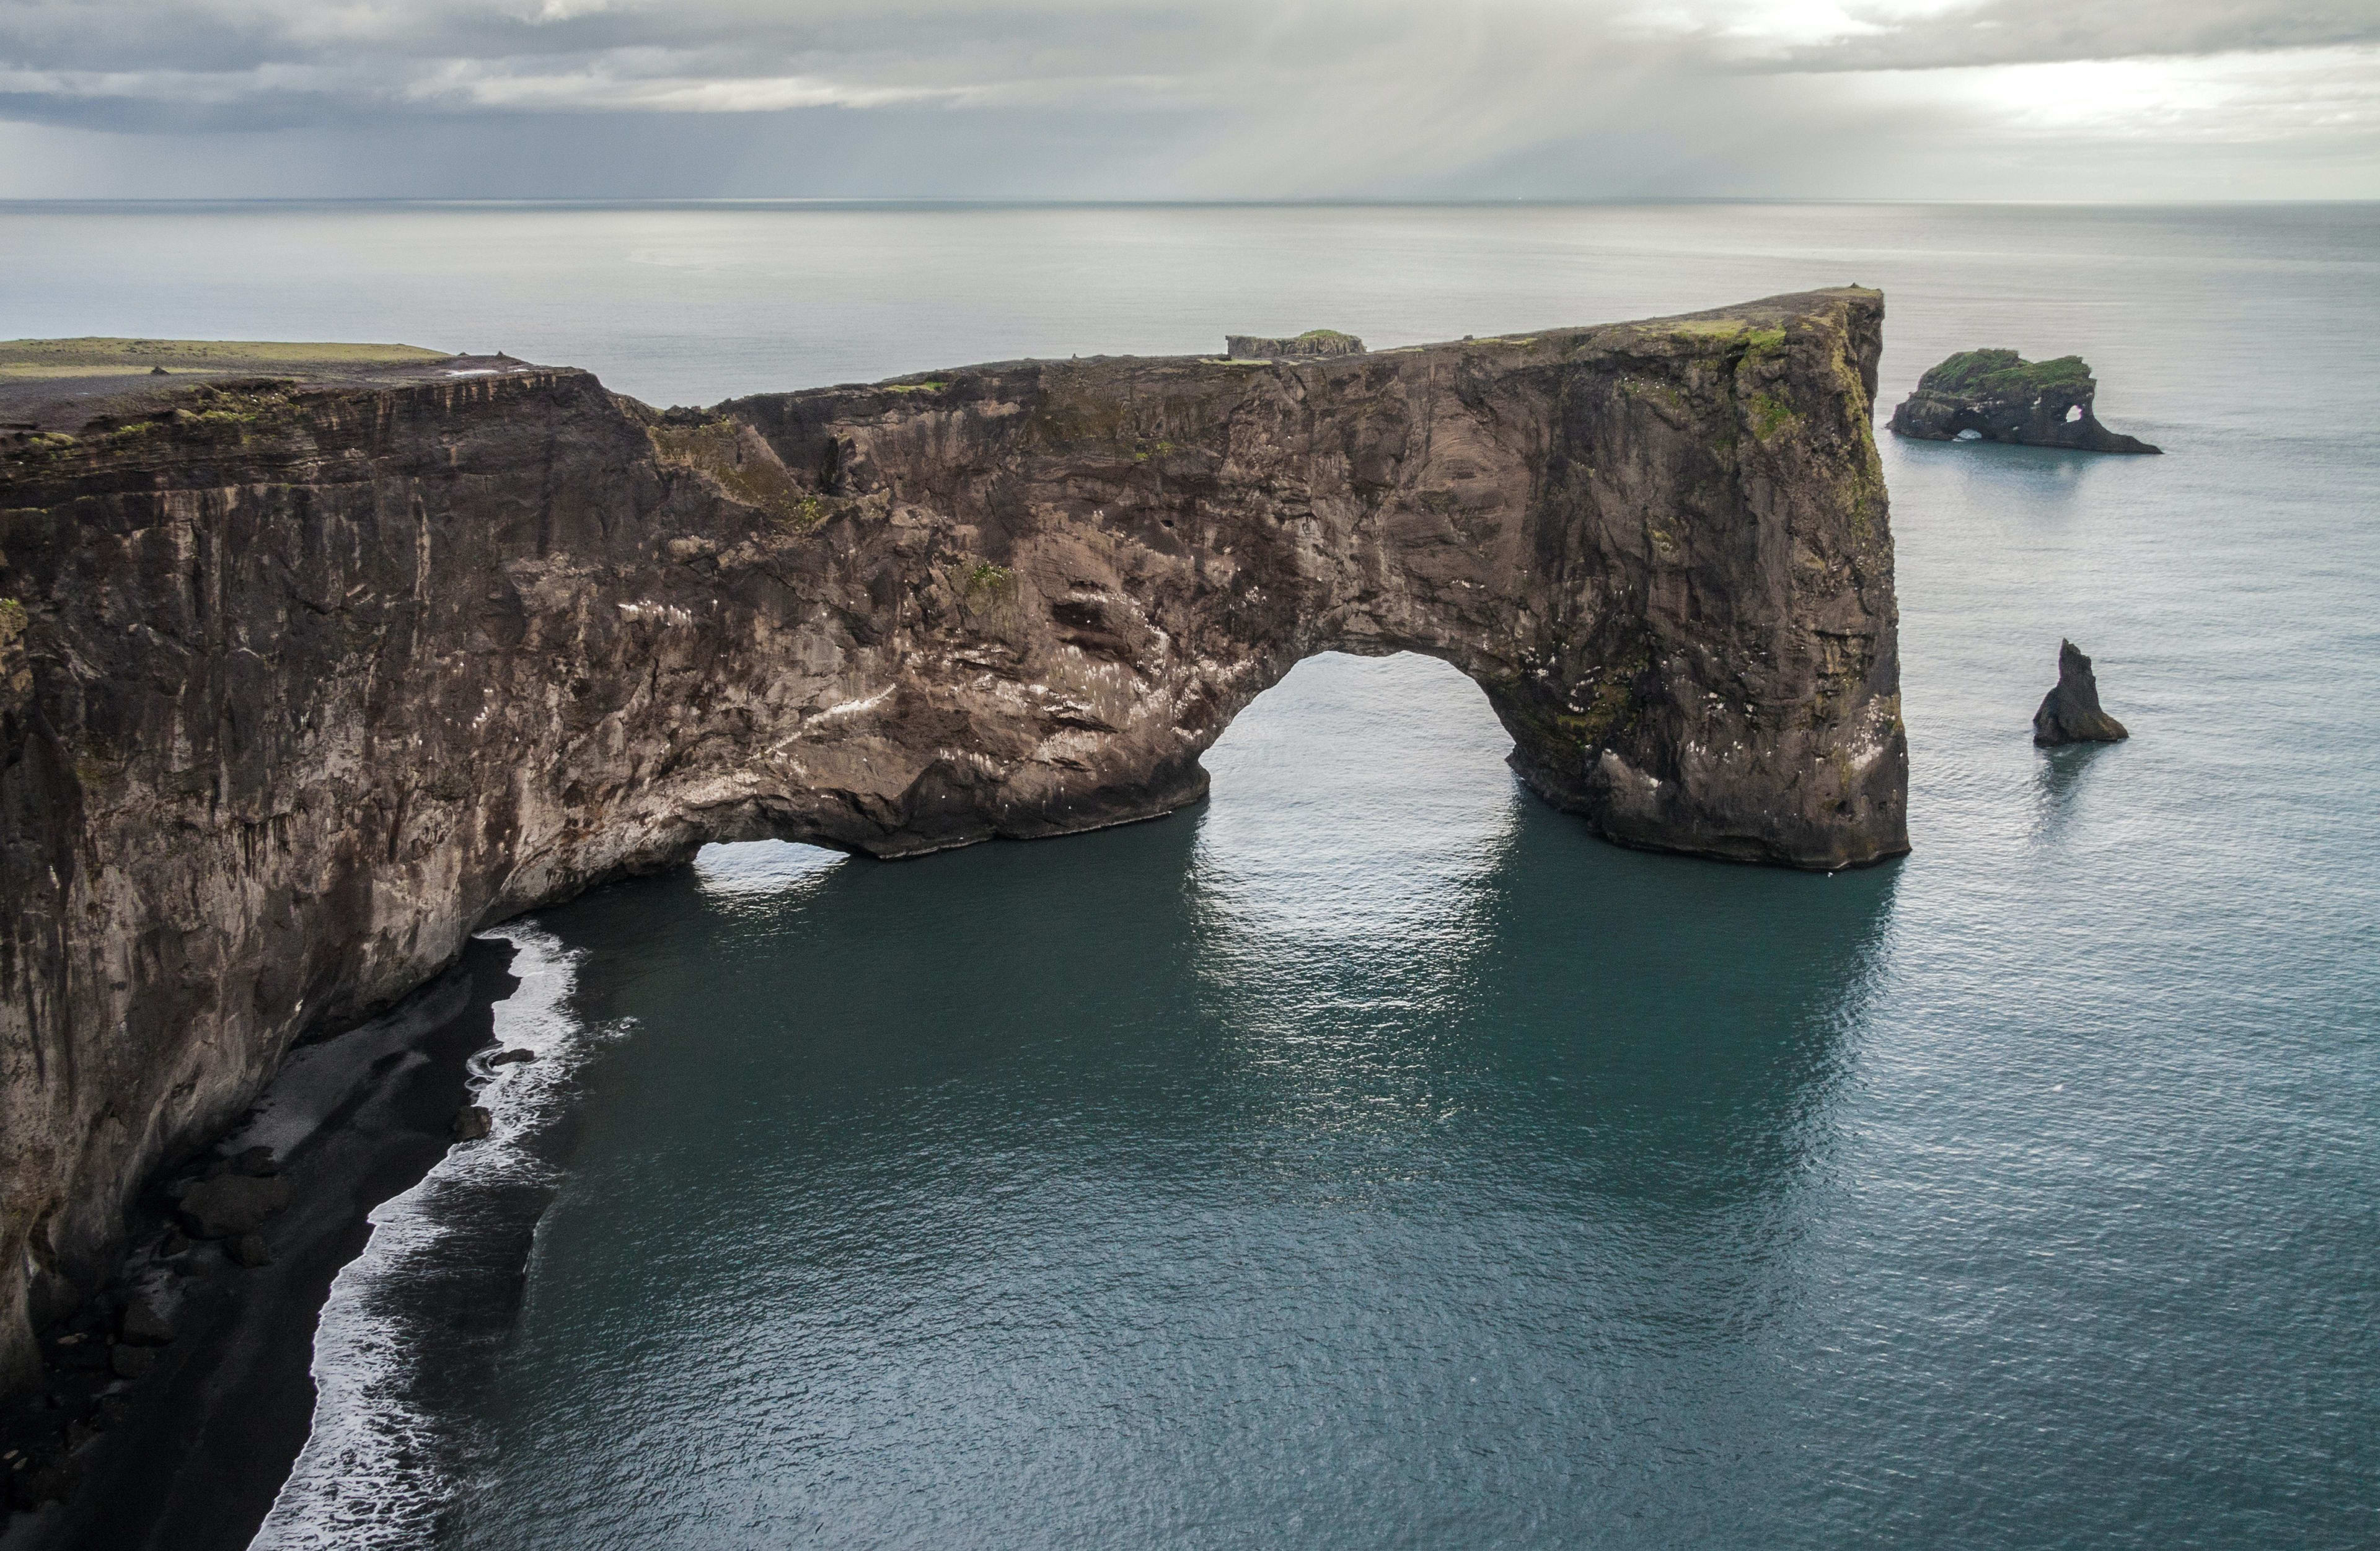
688, 651, 1523, 915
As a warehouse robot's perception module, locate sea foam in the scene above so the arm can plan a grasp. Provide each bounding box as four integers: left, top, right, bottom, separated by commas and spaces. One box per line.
250, 924, 604, 1549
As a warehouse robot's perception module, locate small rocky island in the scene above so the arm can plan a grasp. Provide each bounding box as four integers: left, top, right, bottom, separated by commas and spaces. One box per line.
2034, 641, 2131, 745
1889, 349, 2159, 453
1225, 328, 1365, 359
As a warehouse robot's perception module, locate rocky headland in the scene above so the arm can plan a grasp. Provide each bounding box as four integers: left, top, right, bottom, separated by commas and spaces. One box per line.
1889, 349, 2160, 453
0, 288, 1906, 1405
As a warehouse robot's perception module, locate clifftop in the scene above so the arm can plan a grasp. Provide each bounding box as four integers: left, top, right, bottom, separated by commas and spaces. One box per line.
0, 337, 512, 434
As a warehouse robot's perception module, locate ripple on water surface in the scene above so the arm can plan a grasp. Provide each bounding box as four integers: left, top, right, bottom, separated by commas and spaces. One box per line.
183, 201, 2380, 1550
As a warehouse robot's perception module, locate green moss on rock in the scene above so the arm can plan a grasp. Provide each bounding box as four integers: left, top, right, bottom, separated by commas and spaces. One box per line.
961, 560, 1015, 595
648, 420, 824, 530
1917, 348, 2094, 401
0, 596, 29, 700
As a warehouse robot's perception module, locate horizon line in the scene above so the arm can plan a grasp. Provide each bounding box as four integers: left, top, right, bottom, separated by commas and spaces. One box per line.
3, 195, 2378, 211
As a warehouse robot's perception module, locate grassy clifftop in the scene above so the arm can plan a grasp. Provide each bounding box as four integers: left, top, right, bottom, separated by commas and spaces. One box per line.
0, 337, 452, 380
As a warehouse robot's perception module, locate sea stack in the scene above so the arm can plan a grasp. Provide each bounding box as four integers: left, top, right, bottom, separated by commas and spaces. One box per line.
1890, 349, 2159, 453
2034, 641, 2130, 745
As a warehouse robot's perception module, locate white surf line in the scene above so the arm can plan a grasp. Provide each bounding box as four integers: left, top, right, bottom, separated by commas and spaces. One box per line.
249, 923, 598, 1551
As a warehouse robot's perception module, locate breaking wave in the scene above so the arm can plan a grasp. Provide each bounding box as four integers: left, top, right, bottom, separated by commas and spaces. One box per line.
249, 924, 609, 1549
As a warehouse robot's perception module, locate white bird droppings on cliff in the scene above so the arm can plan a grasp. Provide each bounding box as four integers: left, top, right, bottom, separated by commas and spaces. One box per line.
807, 685, 895, 724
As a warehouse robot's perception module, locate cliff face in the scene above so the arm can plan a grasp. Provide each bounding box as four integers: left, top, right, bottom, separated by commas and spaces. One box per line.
0, 287, 1905, 1390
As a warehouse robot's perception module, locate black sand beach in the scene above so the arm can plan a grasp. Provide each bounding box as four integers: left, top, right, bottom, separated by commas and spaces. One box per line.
0, 938, 518, 1551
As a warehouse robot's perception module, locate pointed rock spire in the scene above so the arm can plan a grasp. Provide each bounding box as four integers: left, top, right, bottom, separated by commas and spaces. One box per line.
2033, 640, 2130, 745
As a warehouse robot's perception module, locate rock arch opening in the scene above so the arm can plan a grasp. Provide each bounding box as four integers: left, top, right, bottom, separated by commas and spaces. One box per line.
1196, 650, 1522, 880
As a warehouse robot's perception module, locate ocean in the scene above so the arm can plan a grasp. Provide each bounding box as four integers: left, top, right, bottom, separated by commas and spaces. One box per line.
6, 201, 2374, 1548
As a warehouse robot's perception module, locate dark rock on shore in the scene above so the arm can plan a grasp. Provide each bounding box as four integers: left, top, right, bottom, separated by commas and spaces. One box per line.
487, 1048, 536, 1066
227, 1146, 279, 1177
7, 1456, 77, 1512
1890, 349, 2159, 453
2034, 641, 2130, 745
451, 1105, 493, 1142
0, 288, 1908, 1390
117, 1293, 174, 1347
175, 1174, 293, 1241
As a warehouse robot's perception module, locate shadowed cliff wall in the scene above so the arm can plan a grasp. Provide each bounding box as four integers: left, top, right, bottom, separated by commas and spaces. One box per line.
0, 287, 1903, 1391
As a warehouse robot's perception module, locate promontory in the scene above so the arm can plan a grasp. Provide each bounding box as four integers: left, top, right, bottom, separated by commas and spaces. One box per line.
0, 287, 1907, 1390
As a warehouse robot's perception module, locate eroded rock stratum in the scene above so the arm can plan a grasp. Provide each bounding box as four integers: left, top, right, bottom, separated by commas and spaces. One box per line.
0, 287, 1905, 1387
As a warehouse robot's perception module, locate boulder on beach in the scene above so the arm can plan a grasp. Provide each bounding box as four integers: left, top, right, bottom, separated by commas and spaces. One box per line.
7, 1456, 79, 1510
229, 1233, 273, 1268
2034, 640, 2130, 745
177, 1171, 293, 1239
452, 1104, 493, 1141
229, 1145, 280, 1176
118, 1292, 175, 1346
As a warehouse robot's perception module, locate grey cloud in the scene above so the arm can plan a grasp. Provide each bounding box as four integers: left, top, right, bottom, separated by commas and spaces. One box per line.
0, 1, 1236, 81
4, 1, 2371, 131
0, 1, 1282, 134
1763, 0, 2380, 72
0, 0, 2373, 197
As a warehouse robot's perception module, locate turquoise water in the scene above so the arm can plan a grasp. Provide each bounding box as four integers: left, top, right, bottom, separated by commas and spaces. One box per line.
9, 203, 2374, 1547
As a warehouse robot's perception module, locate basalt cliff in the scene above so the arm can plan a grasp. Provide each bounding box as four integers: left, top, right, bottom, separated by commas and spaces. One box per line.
0, 287, 1905, 1391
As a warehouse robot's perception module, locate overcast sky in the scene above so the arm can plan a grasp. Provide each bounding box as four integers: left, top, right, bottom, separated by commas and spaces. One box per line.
1, 0, 2374, 199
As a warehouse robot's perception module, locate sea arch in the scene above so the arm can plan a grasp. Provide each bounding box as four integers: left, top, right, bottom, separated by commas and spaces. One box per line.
0, 286, 1903, 1387
685, 284, 1905, 872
